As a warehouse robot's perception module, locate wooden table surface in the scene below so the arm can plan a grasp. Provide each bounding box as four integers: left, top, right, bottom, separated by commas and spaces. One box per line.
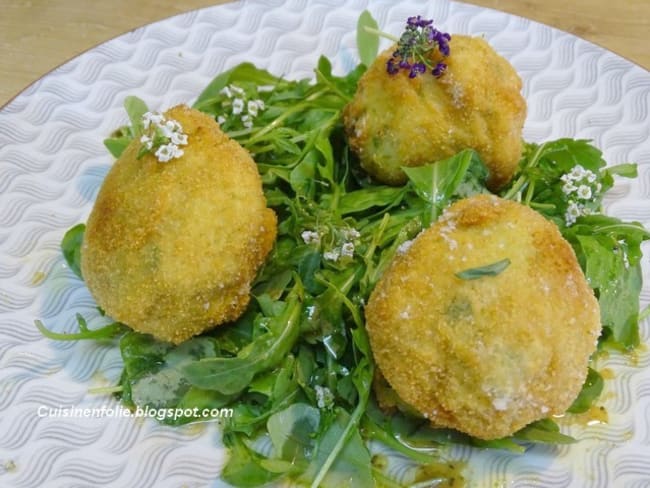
1, 0, 648, 106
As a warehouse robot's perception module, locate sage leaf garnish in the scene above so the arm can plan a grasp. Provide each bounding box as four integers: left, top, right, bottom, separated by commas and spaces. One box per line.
455, 258, 511, 280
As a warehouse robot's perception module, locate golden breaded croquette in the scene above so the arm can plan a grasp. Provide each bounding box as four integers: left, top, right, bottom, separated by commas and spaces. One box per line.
343, 35, 526, 190
81, 105, 276, 344
365, 195, 600, 440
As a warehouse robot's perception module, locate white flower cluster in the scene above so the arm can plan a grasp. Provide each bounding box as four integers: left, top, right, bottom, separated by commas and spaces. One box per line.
139, 111, 188, 163
300, 230, 320, 245
301, 227, 361, 263
560, 165, 601, 226
314, 385, 334, 409
217, 84, 265, 129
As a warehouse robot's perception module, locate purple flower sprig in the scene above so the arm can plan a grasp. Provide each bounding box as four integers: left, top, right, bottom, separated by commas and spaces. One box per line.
386, 15, 451, 79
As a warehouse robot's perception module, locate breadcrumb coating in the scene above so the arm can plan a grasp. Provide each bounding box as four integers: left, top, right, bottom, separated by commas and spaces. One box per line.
365, 195, 600, 439
344, 35, 527, 190
81, 105, 276, 344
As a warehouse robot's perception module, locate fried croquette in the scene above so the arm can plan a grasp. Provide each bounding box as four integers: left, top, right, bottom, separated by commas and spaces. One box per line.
343, 35, 526, 190
81, 105, 276, 344
365, 195, 600, 440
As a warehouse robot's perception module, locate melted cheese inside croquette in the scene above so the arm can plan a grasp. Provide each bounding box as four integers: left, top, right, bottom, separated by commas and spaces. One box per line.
81, 105, 276, 344
365, 195, 601, 440
343, 35, 526, 190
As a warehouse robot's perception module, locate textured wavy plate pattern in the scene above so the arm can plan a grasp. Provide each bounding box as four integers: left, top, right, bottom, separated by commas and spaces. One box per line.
1, 0, 649, 486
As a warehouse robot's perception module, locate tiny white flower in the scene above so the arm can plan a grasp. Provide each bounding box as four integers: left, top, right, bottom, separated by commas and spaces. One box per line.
155, 143, 183, 163
565, 201, 582, 226
586, 170, 597, 183
232, 98, 244, 115
560, 173, 573, 184
219, 86, 233, 98
562, 182, 577, 195
247, 100, 259, 117
323, 250, 340, 262
569, 165, 587, 180
340, 242, 355, 258
170, 131, 188, 146
169, 119, 183, 132
241, 114, 253, 129
254, 99, 265, 111
217, 115, 227, 125
230, 84, 245, 96
314, 385, 334, 409
155, 143, 175, 162
596, 183, 602, 193
140, 134, 153, 150
301, 230, 320, 245
577, 185, 592, 200
343, 228, 361, 240
142, 116, 152, 130
159, 124, 173, 138
159, 119, 182, 138
142, 111, 163, 130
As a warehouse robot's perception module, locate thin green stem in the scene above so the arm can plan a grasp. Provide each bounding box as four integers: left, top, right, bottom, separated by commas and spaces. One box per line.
245, 89, 329, 145
315, 67, 352, 102
502, 142, 548, 200
309, 377, 372, 488
363, 26, 399, 43
35, 319, 126, 341
361, 417, 441, 464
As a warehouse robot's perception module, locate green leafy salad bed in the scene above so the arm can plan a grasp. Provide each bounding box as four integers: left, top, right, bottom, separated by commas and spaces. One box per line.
38, 11, 649, 488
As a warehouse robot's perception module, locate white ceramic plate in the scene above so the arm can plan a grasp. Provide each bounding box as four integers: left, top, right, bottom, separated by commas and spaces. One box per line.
1, 1, 648, 486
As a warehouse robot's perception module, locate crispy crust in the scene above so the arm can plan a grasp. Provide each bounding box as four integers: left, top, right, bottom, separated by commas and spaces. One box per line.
343, 35, 527, 190
81, 105, 276, 344
365, 195, 601, 439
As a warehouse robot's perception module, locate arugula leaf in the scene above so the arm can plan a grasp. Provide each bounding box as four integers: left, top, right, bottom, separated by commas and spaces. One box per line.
182, 287, 303, 394
221, 432, 280, 487
403, 149, 489, 225
103, 96, 149, 158
338, 186, 406, 215
124, 96, 149, 135
61, 223, 85, 279
103, 135, 132, 159
193, 63, 283, 112
300, 409, 373, 488
356, 10, 380, 67
512, 419, 576, 445
119, 331, 175, 381
502, 139, 610, 222
502, 139, 649, 350
564, 217, 649, 348
35, 314, 126, 341
607, 163, 638, 178
267, 403, 320, 462
568, 367, 604, 414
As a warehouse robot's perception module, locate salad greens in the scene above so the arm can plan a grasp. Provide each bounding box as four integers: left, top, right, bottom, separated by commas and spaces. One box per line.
38, 10, 648, 488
